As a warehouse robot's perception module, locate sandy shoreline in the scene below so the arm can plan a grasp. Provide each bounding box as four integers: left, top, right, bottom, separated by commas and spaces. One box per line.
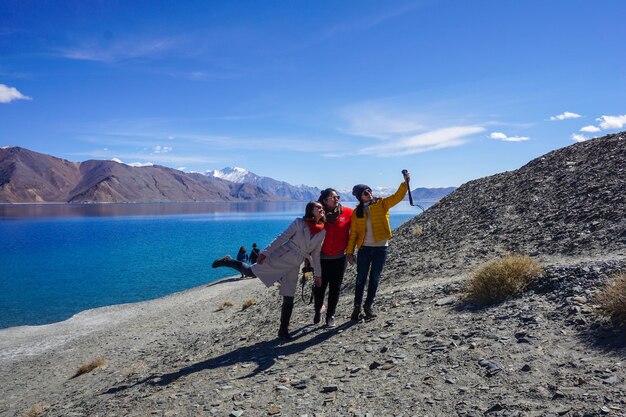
0, 275, 260, 364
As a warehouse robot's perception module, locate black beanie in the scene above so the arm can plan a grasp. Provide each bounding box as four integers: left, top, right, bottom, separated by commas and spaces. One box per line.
352, 184, 371, 201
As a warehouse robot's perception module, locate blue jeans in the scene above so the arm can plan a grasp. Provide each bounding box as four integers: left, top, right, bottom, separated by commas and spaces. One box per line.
354, 246, 388, 307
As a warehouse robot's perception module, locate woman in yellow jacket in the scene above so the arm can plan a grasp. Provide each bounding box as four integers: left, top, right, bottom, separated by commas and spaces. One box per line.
346, 171, 410, 321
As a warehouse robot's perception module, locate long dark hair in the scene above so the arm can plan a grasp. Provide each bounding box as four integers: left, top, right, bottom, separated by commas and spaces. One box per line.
303, 201, 325, 223
356, 202, 365, 218
318, 188, 337, 207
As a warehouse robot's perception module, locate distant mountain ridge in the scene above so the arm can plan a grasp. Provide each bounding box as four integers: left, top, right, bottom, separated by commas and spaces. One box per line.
205, 167, 321, 201
0, 147, 274, 203
0, 147, 455, 203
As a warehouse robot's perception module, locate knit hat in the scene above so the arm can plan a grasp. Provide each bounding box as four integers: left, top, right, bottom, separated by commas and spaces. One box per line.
352, 184, 371, 201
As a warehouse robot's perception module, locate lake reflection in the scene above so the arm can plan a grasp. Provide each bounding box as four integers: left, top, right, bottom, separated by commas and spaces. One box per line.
0, 201, 430, 220
0, 202, 310, 219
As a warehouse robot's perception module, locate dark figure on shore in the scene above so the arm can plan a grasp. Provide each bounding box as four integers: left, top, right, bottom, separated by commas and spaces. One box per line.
212, 202, 326, 340
249, 243, 260, 264
236, 246, 249, 277
346, 171, 410, 321
313, 188, 353, 328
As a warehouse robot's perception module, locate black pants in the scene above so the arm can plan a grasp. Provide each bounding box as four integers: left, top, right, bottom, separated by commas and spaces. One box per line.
313, 256, 346, 319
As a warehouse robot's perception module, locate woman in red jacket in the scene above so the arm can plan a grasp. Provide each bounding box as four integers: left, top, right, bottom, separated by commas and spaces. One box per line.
313, 188, 353, 327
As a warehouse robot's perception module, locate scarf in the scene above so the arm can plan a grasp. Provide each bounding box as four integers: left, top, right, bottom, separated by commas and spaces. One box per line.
325, 204, 342, 223
306, 220, 325, 237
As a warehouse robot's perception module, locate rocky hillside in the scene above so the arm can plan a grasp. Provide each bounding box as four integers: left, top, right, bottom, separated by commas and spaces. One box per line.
387, 131, 626, 281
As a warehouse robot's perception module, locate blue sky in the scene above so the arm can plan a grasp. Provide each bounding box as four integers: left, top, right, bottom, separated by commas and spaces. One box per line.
1, 0, 625, 190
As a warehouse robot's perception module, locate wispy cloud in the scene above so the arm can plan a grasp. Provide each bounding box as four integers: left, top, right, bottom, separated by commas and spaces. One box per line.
319, 3, 421, 42
571, 134, 587, 143
0, 84, 31, 103
56, 37, 182, 64
489, 132, 530, 142
597, 114, 626, 130
339, 108, 425, 139
358, 126, 485, 157
549, 111, 581, 121
74, 149, 219, 166
580, 125, 600, 133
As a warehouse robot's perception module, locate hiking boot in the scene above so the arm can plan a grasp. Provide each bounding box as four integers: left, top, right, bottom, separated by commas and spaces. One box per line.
350, 305, 362, 322
363, 304, 377, 319
211, 255, 232, 268
325, 316, 335, 328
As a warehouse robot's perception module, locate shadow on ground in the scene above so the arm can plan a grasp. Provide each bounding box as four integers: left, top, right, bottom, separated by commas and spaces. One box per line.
103, 321, 356, 395
578, 321, 626, 354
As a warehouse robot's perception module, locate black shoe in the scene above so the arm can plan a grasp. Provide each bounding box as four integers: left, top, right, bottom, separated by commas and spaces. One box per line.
351, 305, 362, 322
278, 328, 292, 341
364, 304, 377, 319
325, 316, 335, 328
313, 311, 321, 325
212, 255, 232, 268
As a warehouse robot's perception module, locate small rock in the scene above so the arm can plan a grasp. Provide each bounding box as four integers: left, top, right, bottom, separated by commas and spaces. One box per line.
485, 403, 504, 414
229, 411, 243, 417
369, 361, 382, 370
521, 364, 532, 372
602, 375, 618, 385
435, 297, 455, 306
268, 406, 280, 415
321, 385, 338, 393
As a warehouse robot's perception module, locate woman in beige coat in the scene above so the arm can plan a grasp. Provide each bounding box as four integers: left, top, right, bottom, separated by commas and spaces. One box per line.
212, 201, 326, 340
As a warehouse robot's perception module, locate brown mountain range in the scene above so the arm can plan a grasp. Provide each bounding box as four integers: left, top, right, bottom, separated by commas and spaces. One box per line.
0, 147, 275, 203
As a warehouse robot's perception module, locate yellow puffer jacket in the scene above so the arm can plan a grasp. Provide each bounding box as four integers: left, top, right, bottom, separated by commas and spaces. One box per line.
346, 182, 408, 254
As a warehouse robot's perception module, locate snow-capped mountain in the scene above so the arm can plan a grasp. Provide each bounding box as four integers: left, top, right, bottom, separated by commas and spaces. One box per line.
205, 167, 321, 201
204, 167, 259, 184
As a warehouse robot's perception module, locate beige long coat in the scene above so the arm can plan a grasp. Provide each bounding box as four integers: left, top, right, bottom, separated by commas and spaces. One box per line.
251, 218, 325, 297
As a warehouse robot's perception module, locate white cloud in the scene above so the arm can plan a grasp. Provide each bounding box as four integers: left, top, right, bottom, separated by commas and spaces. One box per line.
550, 112, 581, 121
359, 126, 485, 157
571, 134, 587, 143
153, 145, 173, 154
111, 158, 124, 164
0, 84, 31, 103
340, 107, 424, 139
489, 132, 529, 142
580, 125, 600, 133
596, 114, 626, 130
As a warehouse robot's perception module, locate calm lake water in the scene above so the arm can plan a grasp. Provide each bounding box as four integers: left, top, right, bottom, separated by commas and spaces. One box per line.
0, 201, 427, 329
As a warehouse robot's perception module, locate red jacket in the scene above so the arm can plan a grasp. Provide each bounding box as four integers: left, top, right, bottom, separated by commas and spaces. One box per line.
321, 206, 353, 257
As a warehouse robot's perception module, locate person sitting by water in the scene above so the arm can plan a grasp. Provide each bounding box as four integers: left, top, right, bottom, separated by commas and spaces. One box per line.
236, 246, 249, 263
212, 202, 326, 340
236, 246, 248, 277
249, 243, 260, 264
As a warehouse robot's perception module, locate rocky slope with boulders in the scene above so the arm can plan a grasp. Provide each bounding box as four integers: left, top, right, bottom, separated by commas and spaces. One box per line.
1, 132, 625, 417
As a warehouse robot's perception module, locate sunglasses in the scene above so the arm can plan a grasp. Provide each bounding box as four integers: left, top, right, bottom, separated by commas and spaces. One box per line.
362, 189, 372, 196
326, 195, 340, 200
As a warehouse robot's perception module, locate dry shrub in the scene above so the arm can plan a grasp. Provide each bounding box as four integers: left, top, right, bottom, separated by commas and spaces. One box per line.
412, 224, 423, 237
20, 404, 43, 417
241, 298, 257, 311
466, 255, 543, 304
595, 272, 626, 324
217, 300, 234, 311
73, 357, 107, 378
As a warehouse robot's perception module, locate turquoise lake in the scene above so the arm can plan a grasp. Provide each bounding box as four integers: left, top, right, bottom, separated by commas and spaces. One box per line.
0, 201, 428, 329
